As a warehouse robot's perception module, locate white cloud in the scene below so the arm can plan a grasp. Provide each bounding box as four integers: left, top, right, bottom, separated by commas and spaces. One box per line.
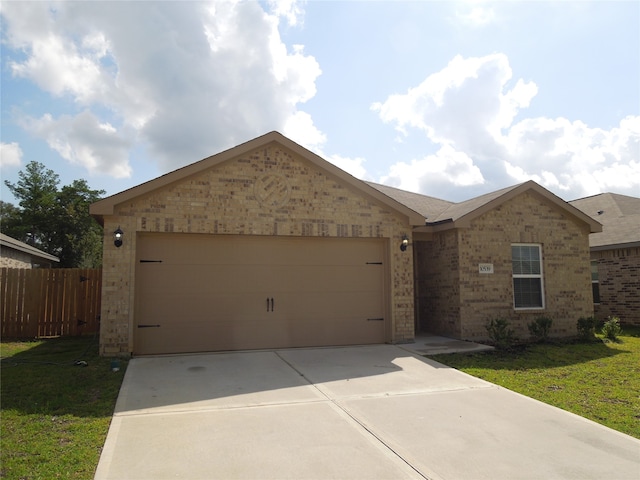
503, 115, 640, 196
9, 33, 110, 105
20, 111, 133, 178
373, 54, 640, 200
0, 142, 23, 168
283, 111, 326, 150
1, 0, 320, 175
266, 0, 306, 27
381, 145, 484, 194
372, 54, 537, 151
325, 153, 368, 180
457, 6, 495, 26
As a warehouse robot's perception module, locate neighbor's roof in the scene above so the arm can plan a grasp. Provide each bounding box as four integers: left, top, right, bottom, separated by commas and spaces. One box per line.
90, 131, 425, 226
570, 193, 640, 249
0, 233, 60, 263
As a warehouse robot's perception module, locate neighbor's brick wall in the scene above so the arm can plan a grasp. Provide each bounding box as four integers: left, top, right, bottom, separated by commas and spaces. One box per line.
417, 191, 593, 341
99, 142, 414, 355
0, 248, 32, 269
593, 247, 640, 326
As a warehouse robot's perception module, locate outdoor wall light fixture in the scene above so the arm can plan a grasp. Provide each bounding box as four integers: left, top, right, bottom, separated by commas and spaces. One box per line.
113, 227, 124, 248
400, 234, 410, 252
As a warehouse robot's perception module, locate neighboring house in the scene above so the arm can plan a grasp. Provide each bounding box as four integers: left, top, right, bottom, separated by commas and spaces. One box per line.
570, 193, 640, 326
90, 132, 601, 356
0, 233, 60, 268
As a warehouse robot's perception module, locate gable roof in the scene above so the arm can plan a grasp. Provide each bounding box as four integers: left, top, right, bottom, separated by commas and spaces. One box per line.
0, 233, 60, 264
373, 180, 602, 233
570, 193, 640, 249
90, 131, 425, 226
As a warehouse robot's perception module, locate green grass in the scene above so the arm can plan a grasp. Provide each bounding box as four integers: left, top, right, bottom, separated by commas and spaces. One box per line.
1, 336, 127, 480
428, 326, 640, 439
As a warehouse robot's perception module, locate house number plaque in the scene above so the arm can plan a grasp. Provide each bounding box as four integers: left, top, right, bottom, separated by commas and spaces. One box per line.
479, 263, 494, 274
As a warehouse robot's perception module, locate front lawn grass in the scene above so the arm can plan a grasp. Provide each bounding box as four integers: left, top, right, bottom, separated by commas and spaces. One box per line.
428, 326, 640, 439
1, 336, 127, 480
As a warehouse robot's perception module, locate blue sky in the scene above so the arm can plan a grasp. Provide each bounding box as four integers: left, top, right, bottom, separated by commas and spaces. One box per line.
1, 1, 638, 206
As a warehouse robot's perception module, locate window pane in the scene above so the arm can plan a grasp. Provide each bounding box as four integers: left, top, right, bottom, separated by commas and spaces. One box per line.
590, 261, 599, 282
514, 277, 543, 308
512, 245, 541, 275
512, 246, 524, 274
592, 283, 600, 304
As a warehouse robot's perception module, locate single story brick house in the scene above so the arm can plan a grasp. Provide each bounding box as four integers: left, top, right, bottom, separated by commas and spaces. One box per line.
0, 233, 60, 269
570, 193, 640, 326
90, 132, 601, 356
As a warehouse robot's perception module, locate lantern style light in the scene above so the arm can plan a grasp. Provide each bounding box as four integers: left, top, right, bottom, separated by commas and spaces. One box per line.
113, 227, 124, 248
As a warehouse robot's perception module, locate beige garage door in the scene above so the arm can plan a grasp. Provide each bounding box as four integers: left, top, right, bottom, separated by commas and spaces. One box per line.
134, 233, 387, 355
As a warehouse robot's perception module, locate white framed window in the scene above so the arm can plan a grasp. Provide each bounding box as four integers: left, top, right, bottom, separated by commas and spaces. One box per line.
511, 244, 545, 309
591, 260, 600, 304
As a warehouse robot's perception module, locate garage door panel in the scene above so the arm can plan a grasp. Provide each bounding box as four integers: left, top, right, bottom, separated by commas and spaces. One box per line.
140, 265, 275, 293
139, 235, 384, 267
273, 266, 382, 293
274, 291, 383, 317
135, 234, 387, 355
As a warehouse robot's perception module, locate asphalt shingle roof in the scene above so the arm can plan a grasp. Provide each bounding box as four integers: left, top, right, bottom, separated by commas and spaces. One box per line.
365, 182, 453, 220
570, 193, 640, 248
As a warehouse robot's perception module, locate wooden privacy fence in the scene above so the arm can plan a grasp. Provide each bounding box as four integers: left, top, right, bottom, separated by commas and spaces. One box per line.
1, 268, 102, 339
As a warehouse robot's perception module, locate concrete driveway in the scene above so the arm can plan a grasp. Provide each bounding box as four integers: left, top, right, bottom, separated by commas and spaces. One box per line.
95, 344, 640, 480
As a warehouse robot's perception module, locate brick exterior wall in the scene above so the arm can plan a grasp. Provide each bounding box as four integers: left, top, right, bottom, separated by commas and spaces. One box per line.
416, 230, 461, 338
99, 142, 415, 355
417, 191, 594, 341
0, 248, 32, 269
593, 247, 640, 326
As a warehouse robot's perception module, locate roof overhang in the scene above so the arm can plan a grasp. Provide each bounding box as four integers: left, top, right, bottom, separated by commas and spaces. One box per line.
0, 234, 60, 263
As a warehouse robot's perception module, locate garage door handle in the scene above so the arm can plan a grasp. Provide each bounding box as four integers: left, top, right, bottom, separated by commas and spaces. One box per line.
266, 297, 274, 312
271, 298, 274, 312
138, 324, 161, 328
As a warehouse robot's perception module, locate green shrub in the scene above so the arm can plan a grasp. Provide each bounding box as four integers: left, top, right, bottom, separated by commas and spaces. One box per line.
486, 318, 516, 349
576, 316, 597, 340
602, 316, 623, 341
528, 316, 553, 342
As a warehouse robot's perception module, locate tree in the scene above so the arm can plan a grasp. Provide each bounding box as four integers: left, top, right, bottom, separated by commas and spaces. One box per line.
3, 161, 106, 268
56, 179, 105, 267
4, 162, 60, 252
0, 201, 24, 240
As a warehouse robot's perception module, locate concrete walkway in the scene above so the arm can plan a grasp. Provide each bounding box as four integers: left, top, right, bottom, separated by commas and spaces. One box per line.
400, 334, 495, 356
95, 344, 640, 480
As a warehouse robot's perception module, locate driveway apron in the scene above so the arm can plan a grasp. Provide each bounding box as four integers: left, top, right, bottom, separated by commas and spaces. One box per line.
95, 345, 640, 480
